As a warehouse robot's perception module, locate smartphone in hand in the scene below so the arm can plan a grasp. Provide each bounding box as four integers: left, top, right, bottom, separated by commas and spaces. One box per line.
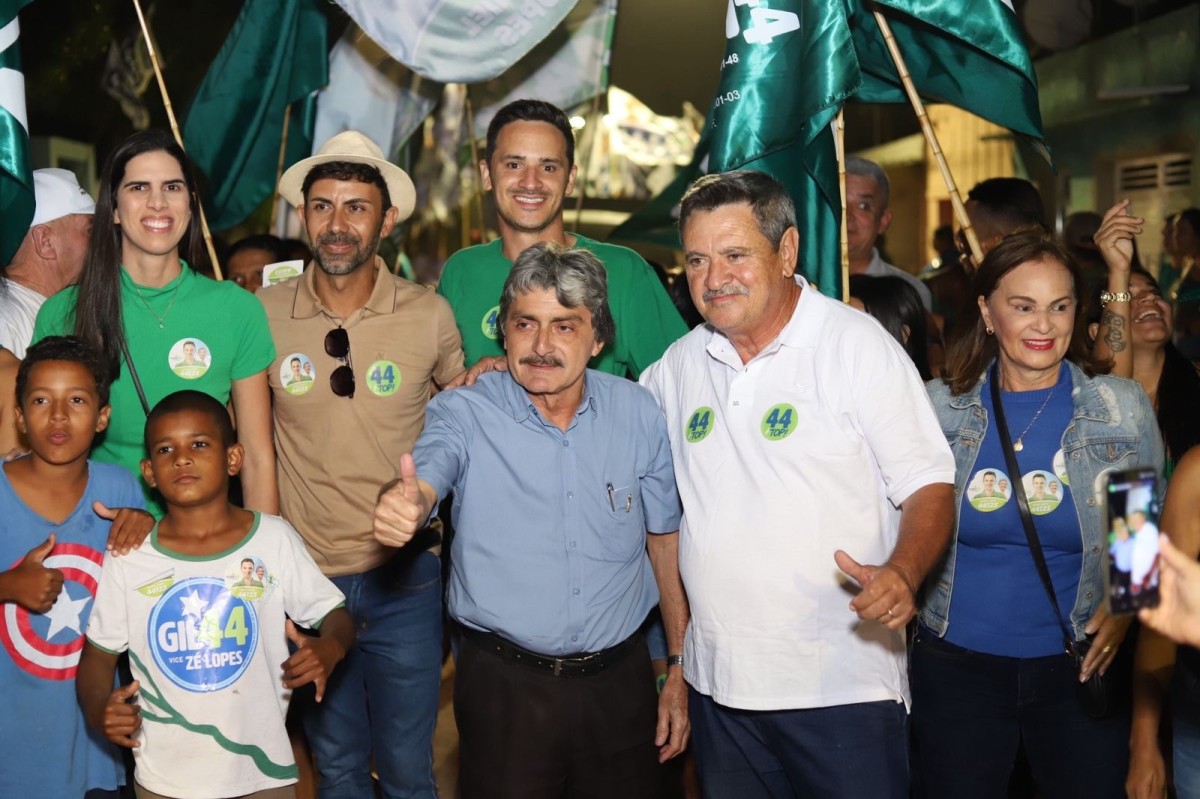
1104, 466, 1161, 615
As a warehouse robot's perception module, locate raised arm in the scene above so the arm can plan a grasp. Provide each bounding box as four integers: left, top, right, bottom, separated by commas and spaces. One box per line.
1092, 200, 1143, 378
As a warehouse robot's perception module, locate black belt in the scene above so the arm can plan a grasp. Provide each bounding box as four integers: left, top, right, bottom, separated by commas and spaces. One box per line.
457, 623, 640, 678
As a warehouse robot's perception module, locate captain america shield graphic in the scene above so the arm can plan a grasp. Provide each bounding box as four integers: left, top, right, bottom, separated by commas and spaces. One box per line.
0, 542, 103, 680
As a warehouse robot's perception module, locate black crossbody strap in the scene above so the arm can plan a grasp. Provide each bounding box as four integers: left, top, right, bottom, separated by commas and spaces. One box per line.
989, 364, 1077, 657
119, 336, 152, 417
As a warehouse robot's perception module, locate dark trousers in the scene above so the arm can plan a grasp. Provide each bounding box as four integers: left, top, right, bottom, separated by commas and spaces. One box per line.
454, 632, 661, 799
910, 630, 1129, 799
689, 687, 908, 798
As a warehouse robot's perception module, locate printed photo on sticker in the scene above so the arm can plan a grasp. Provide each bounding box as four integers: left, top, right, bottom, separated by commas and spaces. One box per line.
1023, 469, 1062, 516
226, 556, 267, 600
280, 353, 316, 396
967, 468, 1011, 512
169, 338, 211, 380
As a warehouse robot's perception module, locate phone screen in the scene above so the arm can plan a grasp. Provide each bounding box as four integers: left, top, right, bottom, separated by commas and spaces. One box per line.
1105, 467, 1161, 615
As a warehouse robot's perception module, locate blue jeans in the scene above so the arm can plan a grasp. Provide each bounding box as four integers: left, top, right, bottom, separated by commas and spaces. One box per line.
689, 687, 908, 798
1174, 658, 1200, 798
303, 551, 442, 799
910, 629, 1128, 799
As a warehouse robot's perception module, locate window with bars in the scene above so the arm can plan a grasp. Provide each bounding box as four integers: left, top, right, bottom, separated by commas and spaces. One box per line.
1113, 154, 1193, 274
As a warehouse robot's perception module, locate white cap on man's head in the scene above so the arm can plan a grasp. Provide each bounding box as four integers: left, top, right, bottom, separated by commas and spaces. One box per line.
31, 168, 95, 228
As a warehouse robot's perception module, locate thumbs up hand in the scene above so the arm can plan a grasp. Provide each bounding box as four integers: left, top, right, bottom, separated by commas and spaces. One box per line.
0, 534, 64, 613
373, 454, 436, 548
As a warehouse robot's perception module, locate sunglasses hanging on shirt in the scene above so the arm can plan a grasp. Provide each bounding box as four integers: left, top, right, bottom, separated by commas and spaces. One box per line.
325, 327, 355, 398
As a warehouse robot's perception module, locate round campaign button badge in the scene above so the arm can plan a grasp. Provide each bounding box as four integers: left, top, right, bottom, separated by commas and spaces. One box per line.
169, 338, 211, 380
280, 353, 316, 396
1022, 469, 1064, 516
367, 360, 400, 397
685, 407, 714, 444
148, 577, 258, 693
481, 305, 500, 340
967, 468, 1012, 512
760, 403, 798, 441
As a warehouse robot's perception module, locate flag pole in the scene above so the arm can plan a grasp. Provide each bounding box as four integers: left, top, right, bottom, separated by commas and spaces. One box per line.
871, 8, 983, 266
269, 104, 292, 233
131, 0, 224, 280
464, 90, 486, 242
571, 88, 605, 233
835, 107, 850, 302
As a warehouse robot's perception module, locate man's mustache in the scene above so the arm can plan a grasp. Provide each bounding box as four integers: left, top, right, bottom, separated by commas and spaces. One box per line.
703, 287, 749, 302
520, 354, 564, 367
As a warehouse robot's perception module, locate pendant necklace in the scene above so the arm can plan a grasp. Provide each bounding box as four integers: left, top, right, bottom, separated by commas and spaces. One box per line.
132, 283, 180, 330
1011, 388, 1055, 452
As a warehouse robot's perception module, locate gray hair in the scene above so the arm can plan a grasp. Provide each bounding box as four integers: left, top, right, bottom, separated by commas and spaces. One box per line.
498, 242, 616, 348
845, 156, 890, 208
679, 170, 797, 251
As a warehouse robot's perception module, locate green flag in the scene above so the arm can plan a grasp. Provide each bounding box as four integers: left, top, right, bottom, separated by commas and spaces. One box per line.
0, 0, 34, 266
852, 0, 1044, 142
618, 0, 1045, 298
183, 0, 327, 231
708, 1, 858, 297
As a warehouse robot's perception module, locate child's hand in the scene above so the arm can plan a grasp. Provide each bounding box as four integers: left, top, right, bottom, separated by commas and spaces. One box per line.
104, 681, 142, 748
94, 502, 155, 556
8, 534, 63, 613
282, 619, 346, 702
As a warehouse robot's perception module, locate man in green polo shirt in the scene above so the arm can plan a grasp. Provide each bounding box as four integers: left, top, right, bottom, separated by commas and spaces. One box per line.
437, 99, 687, 378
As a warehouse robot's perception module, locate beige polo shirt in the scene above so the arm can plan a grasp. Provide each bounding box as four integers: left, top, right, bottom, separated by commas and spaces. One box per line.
258, 262, 465, 576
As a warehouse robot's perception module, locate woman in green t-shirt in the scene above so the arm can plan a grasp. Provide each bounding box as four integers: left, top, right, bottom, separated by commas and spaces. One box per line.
33, 130, 278, 515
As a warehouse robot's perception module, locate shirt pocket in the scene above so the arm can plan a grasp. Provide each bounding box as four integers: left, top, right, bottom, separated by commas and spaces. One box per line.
597, 482, 643, 561
1080, 439, 1140, 468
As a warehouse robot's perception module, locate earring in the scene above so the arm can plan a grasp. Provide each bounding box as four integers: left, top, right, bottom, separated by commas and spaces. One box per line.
985, 327, 994, 335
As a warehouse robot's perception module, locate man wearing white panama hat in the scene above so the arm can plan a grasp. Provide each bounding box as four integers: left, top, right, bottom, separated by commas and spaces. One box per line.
259, 130, 465, 798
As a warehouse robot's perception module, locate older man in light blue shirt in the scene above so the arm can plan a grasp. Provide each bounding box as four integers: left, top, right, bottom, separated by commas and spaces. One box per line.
373, 242, 689, 799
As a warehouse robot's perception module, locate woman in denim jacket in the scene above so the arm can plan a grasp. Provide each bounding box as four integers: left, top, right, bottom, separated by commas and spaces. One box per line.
912, 230, 1162, 798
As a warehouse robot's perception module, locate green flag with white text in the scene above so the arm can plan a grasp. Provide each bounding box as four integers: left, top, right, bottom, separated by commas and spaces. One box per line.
709, 1, 858, 297
0, 0, 34, 266
183, 0, 327, 231
707, 0, 1044, 297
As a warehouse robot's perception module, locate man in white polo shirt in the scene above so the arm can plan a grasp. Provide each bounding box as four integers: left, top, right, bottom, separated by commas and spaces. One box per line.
639, 170, 955, 797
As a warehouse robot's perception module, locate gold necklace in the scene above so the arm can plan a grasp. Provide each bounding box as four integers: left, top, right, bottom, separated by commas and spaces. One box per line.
1011, 387, 1055, 452
132, 283, 180, 330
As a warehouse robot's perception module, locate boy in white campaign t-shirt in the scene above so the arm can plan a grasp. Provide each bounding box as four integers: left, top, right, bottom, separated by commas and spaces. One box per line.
77, 391, 354, 799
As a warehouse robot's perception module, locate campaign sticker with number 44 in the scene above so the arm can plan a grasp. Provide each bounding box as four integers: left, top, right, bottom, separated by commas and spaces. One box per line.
367, 360, 400, 397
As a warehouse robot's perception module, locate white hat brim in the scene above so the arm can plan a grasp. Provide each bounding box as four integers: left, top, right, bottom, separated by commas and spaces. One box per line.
278, 152, 416, 222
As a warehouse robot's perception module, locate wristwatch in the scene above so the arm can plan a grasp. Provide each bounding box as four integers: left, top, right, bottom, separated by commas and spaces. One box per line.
666, 654, 684, 668
1100, 291, 1132, 307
